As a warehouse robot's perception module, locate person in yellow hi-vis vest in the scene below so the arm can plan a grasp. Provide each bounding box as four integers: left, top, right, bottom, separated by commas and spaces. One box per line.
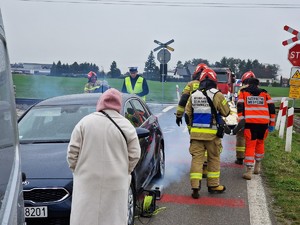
121, 67, 149, 101
185, 68, 230, 199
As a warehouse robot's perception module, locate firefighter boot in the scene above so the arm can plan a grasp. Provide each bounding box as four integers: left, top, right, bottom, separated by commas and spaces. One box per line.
254, 161, 261, 174
208, 185, 226, 194
235, 158, 244, 165
191, 188, 200, 199
243, 166, 253, 180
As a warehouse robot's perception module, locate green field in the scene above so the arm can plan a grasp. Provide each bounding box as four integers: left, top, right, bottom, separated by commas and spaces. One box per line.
12, 74, 186, 103
12, 74, 294, 104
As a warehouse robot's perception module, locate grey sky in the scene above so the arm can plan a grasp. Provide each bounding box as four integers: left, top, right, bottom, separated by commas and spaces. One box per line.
1, 0, 300, 78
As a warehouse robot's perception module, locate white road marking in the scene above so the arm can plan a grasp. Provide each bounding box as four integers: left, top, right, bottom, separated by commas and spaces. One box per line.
248, 175, 272, 225
163, 105, 175, 112
156, 113, 163, 118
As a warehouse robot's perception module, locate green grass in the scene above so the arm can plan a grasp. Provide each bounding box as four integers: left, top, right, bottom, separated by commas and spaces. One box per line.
263, 131, 300, 225
12, 74, 185, 103
13, 74, 300, 105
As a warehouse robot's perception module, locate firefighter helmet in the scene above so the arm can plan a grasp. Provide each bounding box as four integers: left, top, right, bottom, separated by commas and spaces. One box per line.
192, 63, 208, 80
199, 68, 218, 82
87, 71, 97, 78
241, 71, 255, 83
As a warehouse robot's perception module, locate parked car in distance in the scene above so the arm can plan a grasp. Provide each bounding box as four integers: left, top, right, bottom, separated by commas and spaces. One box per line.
18, 93, 165, 225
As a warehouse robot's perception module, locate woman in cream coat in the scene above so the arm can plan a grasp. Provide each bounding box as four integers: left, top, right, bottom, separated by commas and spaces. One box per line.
67, 88, 141, 225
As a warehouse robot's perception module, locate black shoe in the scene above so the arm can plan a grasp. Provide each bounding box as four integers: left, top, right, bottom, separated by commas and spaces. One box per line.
235, 158, 244, 165
191, 188, 200, 199
208, 185, 226, 194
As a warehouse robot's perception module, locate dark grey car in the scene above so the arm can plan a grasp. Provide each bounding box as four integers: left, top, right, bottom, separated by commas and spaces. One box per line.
18, 93, 165, 225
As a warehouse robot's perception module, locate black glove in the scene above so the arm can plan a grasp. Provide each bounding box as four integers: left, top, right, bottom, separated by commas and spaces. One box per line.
224, 125, 231, 135
176, 117, 182, 126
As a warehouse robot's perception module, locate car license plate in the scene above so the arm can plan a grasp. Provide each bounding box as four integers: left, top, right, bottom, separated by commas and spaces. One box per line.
24, 206, 48, 218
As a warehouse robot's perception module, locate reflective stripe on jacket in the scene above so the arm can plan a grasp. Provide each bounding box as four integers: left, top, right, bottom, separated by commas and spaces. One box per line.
84, 81, 101, 93
237, 89, 275, 125
124, 76, 145, 101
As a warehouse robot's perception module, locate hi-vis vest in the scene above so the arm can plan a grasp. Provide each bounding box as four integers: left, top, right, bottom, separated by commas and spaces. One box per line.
125, 76, 145, 101
237, 91, 274, 125
190, 88, 221, 135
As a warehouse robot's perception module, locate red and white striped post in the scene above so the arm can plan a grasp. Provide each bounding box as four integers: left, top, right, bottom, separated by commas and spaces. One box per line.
275, 97, 286, 130
279, 100, 288, 139
285, 107, 294, 152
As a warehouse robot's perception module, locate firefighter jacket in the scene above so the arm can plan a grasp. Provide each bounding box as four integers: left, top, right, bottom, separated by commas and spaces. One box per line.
84, 80, 101, 93
237, 86, 276, 126
176, 80, 200, 118
185, 88, 230, 141
122, 76, 148, 101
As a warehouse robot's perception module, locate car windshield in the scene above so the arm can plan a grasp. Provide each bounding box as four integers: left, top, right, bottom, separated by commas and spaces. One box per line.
18, 105, 95, 143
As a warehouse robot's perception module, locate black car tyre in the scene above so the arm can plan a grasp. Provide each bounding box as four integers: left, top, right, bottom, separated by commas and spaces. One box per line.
155, 145, 165, 179
127, 182, 136, 225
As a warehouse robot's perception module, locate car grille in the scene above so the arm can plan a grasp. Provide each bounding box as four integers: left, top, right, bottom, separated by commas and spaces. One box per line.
23, 188, 70, 203
26, 217, 70, 225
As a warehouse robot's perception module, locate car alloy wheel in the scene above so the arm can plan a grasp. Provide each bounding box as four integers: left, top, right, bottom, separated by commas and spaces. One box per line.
155, 146, 165, 179
127, 183, 135, 225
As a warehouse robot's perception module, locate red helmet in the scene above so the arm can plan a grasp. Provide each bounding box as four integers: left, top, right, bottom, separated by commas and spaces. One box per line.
87, 71, 97, 78
199, 68, 218, 82
241, 71, 255, 83
193, 63, 208, 76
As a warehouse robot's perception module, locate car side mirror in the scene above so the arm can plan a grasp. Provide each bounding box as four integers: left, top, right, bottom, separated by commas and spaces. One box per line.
136, 127, 150, 139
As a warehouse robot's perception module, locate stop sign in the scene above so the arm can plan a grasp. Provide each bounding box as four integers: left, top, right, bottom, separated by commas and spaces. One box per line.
288, 44, 300, 66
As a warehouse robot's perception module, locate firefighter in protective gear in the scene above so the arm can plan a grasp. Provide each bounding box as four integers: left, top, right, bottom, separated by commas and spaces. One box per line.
175, 63, 208, 125
122, 67, 149, 101
185, 68, 230, 198
84, 71, 102, 93
175, 63, 209, 178
237, 77, 275, 180
234, 71, 256, 165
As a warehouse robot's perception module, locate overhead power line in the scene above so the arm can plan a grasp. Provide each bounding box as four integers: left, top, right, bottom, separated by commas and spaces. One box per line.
20, 0, 300, 9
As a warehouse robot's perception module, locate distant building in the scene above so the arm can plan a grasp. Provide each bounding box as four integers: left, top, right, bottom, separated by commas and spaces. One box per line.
11, 63, 51, 75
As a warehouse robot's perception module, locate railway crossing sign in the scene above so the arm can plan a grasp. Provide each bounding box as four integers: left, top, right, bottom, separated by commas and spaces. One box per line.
153, 39, 174, 52
282, 25, 300, 46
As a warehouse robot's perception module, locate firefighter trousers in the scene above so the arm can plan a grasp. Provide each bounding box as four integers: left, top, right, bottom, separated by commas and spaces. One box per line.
236, 129, 245, 159
244, 126, 268, 166
189, 138, 222, 189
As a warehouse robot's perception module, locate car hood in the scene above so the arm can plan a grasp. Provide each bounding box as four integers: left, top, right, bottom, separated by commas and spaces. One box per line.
20, 143, 73, 179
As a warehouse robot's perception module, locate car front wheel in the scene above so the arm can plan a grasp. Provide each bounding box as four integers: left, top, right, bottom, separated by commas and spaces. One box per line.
155, 145, 165, 179
127, 182, 136, 225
